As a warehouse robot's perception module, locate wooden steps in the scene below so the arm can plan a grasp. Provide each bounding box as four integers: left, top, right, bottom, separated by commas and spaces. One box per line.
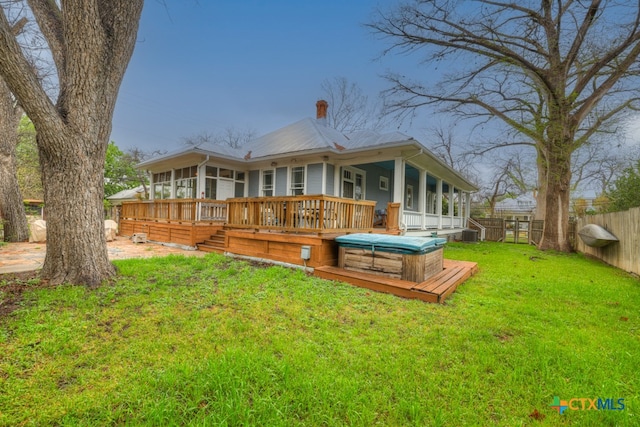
314, 259, 478, 304
197, 230, 227, 253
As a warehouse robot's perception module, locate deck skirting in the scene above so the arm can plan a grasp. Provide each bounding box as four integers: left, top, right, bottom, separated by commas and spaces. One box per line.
314, 259, 477, 303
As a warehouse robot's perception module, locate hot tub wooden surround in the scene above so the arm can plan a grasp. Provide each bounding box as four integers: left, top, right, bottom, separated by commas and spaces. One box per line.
314, 259, 478, 304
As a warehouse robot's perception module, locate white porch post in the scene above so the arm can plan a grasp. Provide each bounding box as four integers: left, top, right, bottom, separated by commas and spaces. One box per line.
170, 169, 176, 199
466, 192, 472, 224
148, 171, 154, 201
436, 178, 443, 229
419, 169, 427, 230
334, 165, 341, 197
394, 157, 404, 229
449, 185, 455, 229
393, 157, 404, 204
321, 163, 327, 194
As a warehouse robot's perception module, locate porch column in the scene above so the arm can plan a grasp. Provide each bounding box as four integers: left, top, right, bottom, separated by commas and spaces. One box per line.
321, 163, 327, 194
449, 185, 455, 229
419, 169, 427, 230
148, 171, 154, 201
393, 157, 404, 204
466, 192, 472, 221
170, 169, 176, 199
334, 166, 341, 197
436, 178, 443, 229
393, 157, 404, 227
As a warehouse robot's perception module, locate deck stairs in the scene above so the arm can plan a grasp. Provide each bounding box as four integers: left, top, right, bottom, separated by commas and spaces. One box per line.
197, 229, 227, 253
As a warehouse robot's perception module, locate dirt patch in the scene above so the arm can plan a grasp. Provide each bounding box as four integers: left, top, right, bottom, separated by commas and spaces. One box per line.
0, 271, 51, 319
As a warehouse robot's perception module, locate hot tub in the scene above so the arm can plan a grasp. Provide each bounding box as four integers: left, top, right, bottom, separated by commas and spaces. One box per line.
335, 234, 446, 282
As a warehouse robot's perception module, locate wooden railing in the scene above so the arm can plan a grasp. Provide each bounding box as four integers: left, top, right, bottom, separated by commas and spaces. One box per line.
226, 195, 376, 233
121, 199, 227, 223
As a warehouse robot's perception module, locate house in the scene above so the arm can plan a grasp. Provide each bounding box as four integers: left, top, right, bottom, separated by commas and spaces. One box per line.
132, 100, 478, 239
120, 101, 480, 302
493, 194, 536, 220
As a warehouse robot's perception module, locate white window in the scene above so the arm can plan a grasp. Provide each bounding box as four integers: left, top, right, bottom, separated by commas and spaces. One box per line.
152, 171, 171, 200
262, 170, 274, 196
204, 166, 217, 199
290, 166, 305, 195
174, 166, 197, 199
342, 167, 365, 200
406, 185, 414, 209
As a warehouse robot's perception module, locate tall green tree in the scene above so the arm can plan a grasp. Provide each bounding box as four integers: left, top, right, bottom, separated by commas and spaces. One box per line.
369, 1, 640, 252
607, 160, 640, 212
0, 1, 143, 285
104, 142, 141, 198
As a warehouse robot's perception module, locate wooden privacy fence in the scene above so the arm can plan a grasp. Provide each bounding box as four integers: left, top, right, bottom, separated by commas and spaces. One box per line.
574, 207, 640, 276
469, 218, 548, 244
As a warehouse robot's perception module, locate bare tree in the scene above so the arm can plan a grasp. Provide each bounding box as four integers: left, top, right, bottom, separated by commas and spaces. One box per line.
424, 122, 477, 180
320, 76, 386, 132
183, 127, 256, 149
0, 1, 143, 285
369, 1, 640, 252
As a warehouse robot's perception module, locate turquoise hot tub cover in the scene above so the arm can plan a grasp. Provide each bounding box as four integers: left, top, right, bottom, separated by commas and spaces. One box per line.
335, 234, 446, 255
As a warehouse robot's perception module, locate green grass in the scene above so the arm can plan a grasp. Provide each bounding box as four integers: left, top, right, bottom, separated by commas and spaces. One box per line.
0, 242, 638, 426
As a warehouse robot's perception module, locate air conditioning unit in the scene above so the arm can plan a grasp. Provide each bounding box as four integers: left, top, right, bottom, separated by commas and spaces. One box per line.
461, 229, 478, 243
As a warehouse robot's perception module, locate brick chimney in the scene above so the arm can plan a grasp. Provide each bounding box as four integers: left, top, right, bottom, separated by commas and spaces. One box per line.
316, 100, 328, 125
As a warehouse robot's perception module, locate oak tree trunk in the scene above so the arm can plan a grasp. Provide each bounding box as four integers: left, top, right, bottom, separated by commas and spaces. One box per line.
0, 1, 144, 285
0, 80, 29, 242
538, 146, 573, 252
38, 126, 115, 285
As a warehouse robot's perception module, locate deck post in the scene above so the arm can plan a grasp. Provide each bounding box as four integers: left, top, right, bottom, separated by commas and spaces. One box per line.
436, 178, 443, 229
419, 169, 427, 230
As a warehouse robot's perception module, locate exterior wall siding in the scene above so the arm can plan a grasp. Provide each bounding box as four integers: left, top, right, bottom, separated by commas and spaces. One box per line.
248, 170, 259, 197
359, 163, 392, 211
276, 167, 288, 196
307, 163, 323, 194
326, 164, 335, 196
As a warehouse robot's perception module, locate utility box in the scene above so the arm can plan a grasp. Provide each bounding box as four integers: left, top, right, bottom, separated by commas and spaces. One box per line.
132, 233, 147, 244
300, 245, 311, 260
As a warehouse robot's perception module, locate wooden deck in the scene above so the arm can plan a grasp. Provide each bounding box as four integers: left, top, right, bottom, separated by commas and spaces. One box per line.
314, 259, 478, 304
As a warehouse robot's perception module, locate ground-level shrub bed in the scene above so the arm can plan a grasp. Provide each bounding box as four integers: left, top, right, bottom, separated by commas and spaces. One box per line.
0, 242, 637, 426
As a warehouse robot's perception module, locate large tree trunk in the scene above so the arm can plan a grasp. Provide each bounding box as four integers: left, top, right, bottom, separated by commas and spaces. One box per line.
0, 1, 143, 285
0, 80, 29, 242
534, 151, 547, 221
538, 147, 573, 252
38, 127, 115, 285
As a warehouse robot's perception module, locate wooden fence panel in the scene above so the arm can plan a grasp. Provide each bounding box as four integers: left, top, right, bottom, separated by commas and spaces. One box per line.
575, 207, 640, 276
470, 218, 504, 241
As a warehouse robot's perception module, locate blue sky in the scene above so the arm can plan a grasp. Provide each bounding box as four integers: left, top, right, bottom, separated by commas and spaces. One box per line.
110, 0, 417, 153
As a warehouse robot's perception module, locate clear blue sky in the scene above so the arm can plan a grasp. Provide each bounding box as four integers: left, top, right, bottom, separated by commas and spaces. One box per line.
110, 0, 418, 153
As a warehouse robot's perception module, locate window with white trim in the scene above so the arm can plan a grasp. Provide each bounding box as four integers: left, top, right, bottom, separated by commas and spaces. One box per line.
342, 167, 365, 200
152, 171, 171, 199
262, 169, 274, 196
290, 166, 305, 195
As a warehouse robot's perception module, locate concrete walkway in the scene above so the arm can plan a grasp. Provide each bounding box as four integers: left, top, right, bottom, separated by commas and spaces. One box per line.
0, 237, 206, 274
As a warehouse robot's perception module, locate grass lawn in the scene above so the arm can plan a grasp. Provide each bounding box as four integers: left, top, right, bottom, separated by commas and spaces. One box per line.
0, 242, 638, 426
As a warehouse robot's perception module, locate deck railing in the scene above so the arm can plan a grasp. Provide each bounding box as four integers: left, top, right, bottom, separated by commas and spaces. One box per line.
121, 199, 227, 222
226, 195, 377, 233
120, 196, 378, 233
